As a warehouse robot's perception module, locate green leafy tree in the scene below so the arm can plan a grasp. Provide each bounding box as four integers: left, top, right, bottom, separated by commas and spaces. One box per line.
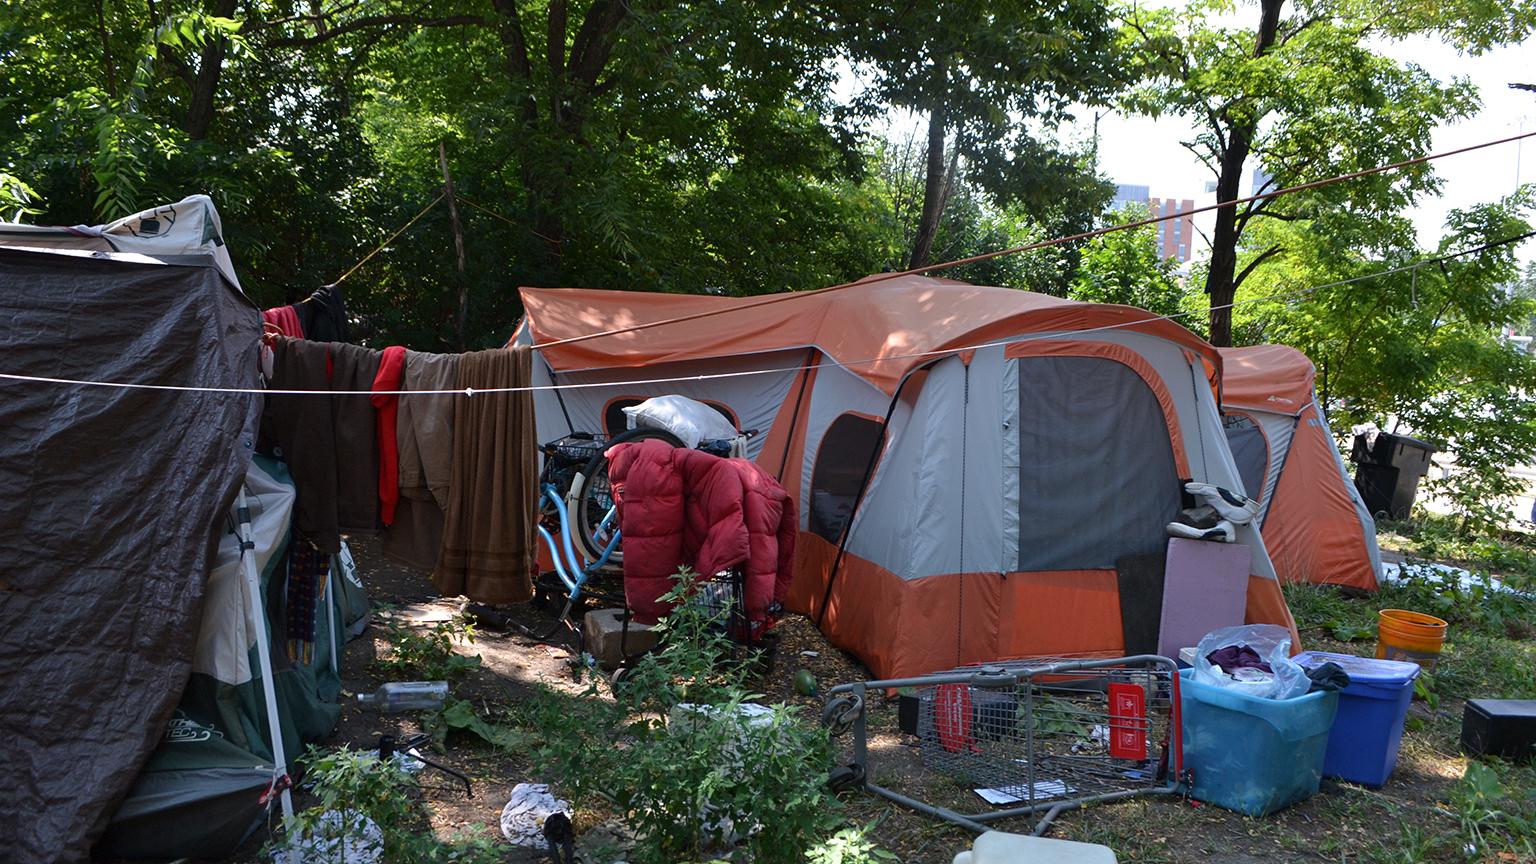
1235, 190, 1536, 533
1123, 0, 1534, 345
1507, 260, 1536, 335
827, 0, 1125, 269
1070, 204, 1189, 316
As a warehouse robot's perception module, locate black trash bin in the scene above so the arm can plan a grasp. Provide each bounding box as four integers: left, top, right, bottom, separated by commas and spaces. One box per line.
1351, 432, 1436, 519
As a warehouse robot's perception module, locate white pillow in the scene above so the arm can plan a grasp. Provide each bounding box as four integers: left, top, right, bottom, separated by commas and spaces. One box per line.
623, 395, 738, 450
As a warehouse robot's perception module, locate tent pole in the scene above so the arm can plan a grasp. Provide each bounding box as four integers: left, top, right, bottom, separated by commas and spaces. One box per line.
816, 371, 912, 627
324, 555, 339, 676
236, 488, 294, 823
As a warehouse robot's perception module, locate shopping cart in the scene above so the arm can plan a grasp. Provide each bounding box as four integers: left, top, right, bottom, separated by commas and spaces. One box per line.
822, 655, 1184, 835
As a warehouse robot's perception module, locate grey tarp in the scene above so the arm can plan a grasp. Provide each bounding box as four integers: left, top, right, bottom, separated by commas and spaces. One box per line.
0, 249, 260, 863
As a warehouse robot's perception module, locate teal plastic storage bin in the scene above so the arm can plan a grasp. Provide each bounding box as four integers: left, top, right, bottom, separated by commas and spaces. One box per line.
1179, 669, 1339, 815
1293, 651, 1419, 787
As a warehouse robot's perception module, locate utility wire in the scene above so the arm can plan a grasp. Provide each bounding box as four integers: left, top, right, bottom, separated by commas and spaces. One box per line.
3, 228, 1532, 398
531, 129, 1536, 351
323, 193, 444, 287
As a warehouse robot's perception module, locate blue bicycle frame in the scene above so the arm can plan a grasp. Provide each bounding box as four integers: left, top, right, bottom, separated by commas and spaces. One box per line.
537, 482, 621, 604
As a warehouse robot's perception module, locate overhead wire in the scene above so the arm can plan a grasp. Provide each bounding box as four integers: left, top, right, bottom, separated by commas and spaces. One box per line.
322, 192, 444, 287
3, 133, 1535, 398
3, 226, 1532, 398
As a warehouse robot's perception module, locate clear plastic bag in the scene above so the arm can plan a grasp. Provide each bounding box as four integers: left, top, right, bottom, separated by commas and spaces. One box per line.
1192, 624, 1310, 700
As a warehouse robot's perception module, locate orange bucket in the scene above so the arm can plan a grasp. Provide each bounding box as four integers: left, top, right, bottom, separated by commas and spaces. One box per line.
1375, 609, 1448, 670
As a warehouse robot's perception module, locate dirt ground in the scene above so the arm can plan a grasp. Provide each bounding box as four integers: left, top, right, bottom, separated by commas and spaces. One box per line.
230, 533, 1505, 864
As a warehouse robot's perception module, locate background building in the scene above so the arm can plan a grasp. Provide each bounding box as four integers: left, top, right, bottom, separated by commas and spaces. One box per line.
1149, 197, 1195, 263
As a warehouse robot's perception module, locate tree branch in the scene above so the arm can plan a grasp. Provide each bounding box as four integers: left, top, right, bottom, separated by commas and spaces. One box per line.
1233, 243, 1284, 291
246, 1, 366, 30
93, 0, 117, 98
490, 0, 534, 82
548, 0, 567, 83
269, 14, 488, 47
568, 0, 629, 90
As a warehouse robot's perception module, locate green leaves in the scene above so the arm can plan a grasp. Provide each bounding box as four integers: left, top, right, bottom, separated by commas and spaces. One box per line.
428, 697, 525, 750
374, 612, 483, 682
524, 570, 851, 863
1070, 203, 1189, 315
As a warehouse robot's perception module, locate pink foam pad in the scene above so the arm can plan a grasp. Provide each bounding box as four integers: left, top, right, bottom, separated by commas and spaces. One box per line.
1157, 538, 1251, 659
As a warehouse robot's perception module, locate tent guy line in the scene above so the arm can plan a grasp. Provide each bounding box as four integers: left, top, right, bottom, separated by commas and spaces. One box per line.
323, 192, 445, 288
529, 128, 1536, 351
4, 226, 1532, 398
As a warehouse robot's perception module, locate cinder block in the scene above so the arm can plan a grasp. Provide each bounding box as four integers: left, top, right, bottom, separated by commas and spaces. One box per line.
584, 607, 659, 668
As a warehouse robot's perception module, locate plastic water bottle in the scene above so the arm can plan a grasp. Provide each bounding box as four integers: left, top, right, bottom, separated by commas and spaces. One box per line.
356, 681, 448, 712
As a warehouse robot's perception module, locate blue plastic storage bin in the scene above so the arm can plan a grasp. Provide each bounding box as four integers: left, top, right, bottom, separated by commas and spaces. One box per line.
1293, 651, 1420, 787
1179, 668, 1339, 816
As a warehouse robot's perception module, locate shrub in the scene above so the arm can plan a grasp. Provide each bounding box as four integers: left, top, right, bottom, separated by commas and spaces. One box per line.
375, 611, 482, 682
528, 571, 841, 863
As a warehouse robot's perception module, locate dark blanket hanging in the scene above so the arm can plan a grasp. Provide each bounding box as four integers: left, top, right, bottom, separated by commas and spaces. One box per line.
261, 338, 381, 553
295, 285, 350, 343
434, 347, 539, 605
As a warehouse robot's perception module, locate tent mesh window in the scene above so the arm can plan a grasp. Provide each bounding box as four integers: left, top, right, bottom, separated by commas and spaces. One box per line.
810, 413, 885, 542
602, 398, 739, 437
1222, 413, 1269, 507
1015, 357, 1181, 571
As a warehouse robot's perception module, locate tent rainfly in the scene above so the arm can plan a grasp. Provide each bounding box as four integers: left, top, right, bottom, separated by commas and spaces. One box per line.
515, 275, 1301, 679
1219, 344, 1384, 592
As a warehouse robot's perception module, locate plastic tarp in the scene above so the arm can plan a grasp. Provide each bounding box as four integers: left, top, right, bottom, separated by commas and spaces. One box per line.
0, 248, 260, 863
0, 194, 242, 290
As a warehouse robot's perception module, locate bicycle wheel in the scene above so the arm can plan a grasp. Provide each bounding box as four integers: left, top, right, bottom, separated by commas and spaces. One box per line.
570, 426, 683, 563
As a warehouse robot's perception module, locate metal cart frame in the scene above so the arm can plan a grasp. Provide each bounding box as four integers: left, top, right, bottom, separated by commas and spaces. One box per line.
824, 655, 1185, 835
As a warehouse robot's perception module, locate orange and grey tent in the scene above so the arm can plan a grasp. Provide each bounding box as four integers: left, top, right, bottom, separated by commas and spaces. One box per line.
515, 275, 1299, 677
1219, 345, 1383, 592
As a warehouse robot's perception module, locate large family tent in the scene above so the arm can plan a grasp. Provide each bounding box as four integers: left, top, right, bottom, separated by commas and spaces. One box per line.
0, 197, 364, 862
1219, 345, 1383, 592
515, 275, 1299, 679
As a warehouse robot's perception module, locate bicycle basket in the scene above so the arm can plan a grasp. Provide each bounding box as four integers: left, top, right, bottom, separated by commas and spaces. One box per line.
540, 434, 607, 491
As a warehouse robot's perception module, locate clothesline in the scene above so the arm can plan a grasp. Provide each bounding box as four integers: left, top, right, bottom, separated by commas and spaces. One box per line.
3, 227, 1531, 398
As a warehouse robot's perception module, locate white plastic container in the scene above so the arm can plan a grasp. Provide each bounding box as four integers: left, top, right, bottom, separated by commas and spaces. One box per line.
952, 831, 1118, 864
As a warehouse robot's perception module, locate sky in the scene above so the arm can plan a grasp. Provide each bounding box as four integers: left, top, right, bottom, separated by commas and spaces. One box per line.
1086, 35, 1536, 267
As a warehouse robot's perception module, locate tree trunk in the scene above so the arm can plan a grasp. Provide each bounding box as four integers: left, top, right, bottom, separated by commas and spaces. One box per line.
439, 141, 469, 349
490, 0, 626, 273
182, 0, 239, 139
908, 99, 949, 269
1203, 0, 1285, 347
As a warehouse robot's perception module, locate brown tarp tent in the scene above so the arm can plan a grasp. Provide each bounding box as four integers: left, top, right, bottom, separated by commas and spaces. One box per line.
0, 205, 260, 861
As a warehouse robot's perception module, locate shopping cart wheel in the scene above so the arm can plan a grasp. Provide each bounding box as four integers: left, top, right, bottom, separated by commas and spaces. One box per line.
821, 694, 862, 736
828, 764, 866, 792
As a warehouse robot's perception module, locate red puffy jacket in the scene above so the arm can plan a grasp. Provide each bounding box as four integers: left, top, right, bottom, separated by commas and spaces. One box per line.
607, 438, 796, 628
